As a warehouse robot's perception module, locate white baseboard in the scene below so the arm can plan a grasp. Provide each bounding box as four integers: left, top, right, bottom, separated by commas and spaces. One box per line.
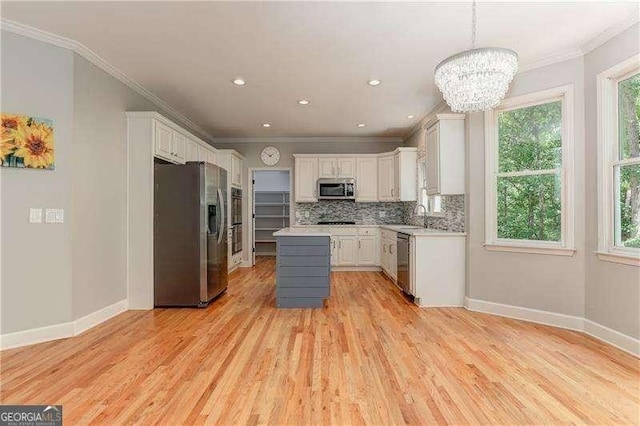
1, 299, 128, 351
73, 299, 129, 335
464, 297, 584, 331
584, 319, 640, 357
331, 266, 382, 272
465, 297, 639, 357
0, 322, 75, 351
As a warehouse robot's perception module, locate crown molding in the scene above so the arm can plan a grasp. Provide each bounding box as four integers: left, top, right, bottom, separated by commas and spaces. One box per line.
580, 11, 639, 55
0, 18, 215, 143
518, 11, 639, 74
518, 47, 584, 74
214, 136, 403, 144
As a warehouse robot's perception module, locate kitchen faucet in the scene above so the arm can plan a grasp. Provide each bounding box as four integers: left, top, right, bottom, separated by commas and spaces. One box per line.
413, 204, 428, 228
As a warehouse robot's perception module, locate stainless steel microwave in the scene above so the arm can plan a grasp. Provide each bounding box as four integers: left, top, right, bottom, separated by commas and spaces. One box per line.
317, 178, 356, 200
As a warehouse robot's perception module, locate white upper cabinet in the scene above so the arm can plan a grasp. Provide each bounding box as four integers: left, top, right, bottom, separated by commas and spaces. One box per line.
425, 114, 466, 195
295, 149, 416, 203
426, 125, 440, 195
172, 132, 187, 163
394, 148, 418, 201
294, 156, 319, 202
216, 150, 243, 188
197, 144, 217, 165
356, 157, 378, 202
337, 158, 356, 178
231, 154, 243, 187
378, 155, 394, 201
207, 150, 217, 167
318, 158, 337, 178
377, 149, 417, 201
154, 121, 174, 161
317, 157, 355, 178
186, 138, 199, 162
152, 118, 207, 165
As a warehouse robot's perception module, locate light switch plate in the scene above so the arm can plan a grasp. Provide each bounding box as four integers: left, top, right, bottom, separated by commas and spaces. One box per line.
29, 208, 43, 224
45, 208, 64, 223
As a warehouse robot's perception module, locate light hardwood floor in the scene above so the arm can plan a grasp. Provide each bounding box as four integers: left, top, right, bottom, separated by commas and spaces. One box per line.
1, 257, 638, 424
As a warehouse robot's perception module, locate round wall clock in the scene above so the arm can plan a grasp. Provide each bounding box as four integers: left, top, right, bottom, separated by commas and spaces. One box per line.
260, 146, 280, 166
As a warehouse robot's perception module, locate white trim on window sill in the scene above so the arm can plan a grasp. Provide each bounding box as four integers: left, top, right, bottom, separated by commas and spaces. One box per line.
425, 212, 446, 218
483, 243, 576, 256
595, 251, 640, 267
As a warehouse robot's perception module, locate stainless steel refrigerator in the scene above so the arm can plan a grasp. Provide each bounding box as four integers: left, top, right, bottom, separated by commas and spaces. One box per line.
154, 161, 228, 307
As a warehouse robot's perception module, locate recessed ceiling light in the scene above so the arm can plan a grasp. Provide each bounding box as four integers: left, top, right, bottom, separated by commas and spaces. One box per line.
262, 123, 272, 128
368, 79, 382, 86
407, 115, 415, 119
357, 123, 366, 128
297, 99, 310, 105
232, 78, 246, 86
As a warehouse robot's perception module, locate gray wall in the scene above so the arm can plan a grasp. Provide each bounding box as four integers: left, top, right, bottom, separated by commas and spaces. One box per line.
2, 31, 214, 334
466, 56, 587, 317
71, 56, 157, 319
584, 24, 640, 339
215, 138, 403, 169
1, 31, 74, 333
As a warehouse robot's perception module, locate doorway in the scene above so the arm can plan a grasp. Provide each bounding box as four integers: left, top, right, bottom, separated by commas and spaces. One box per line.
249, 169, 292, 266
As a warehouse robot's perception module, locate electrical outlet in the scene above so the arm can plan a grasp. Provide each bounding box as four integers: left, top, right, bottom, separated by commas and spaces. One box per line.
45, 208, 64, 223
29, 208, 43, 224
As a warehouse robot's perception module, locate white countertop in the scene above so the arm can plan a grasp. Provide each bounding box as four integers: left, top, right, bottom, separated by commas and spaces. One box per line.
273, 227, 331, 237
291, 224, 466, 237
379, 225, 466, 236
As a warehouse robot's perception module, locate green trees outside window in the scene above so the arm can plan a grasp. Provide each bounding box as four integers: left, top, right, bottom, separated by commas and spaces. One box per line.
616, 73, 640, 248
496, 101, 563, 242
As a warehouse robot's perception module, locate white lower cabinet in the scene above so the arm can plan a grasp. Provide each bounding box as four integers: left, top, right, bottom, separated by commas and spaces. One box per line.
329, 228, 379, 267
337, 236, 357, 265
330, 237, 339, 266
379, 229, 397, 281
356, 236, 377, 265
411, 235, 466, 307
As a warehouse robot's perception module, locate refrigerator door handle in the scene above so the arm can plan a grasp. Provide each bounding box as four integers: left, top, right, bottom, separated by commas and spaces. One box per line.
217, 188, 225, 244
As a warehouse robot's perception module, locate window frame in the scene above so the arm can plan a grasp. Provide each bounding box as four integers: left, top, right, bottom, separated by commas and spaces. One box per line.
484, 85, 575, 256
597, 54, 640, 266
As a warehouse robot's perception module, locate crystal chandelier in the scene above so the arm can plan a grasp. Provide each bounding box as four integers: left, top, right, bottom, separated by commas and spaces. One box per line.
434, 1, 518, 112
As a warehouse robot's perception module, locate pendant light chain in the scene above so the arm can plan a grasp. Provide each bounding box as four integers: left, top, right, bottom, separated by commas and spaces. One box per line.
471, 0, 477, 49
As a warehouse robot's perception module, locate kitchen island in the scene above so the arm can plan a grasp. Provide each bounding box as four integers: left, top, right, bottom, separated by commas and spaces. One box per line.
272, 228, 331, 308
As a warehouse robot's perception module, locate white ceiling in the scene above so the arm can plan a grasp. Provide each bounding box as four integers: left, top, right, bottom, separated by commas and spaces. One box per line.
2, 1, 638, 139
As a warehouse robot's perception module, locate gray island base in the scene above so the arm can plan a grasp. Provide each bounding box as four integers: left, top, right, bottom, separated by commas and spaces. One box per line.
273, 229, 331, 308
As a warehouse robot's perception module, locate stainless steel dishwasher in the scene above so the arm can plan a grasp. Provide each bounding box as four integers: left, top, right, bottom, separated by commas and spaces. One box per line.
396, 233, 411, 295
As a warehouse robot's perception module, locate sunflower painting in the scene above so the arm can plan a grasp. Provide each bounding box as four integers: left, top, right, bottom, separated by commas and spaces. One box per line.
1, 113, 55, 170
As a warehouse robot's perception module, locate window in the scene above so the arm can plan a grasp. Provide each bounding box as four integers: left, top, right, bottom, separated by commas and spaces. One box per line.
485, 86, 575, 255
597, 55, 640, 266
